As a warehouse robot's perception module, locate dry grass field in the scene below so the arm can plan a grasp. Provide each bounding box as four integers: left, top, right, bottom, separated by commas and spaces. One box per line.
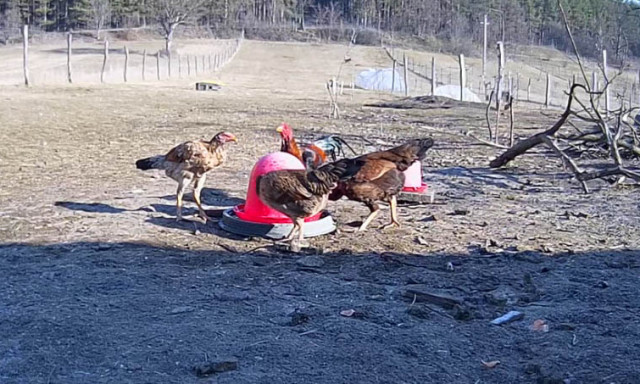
1, 38, 639, 383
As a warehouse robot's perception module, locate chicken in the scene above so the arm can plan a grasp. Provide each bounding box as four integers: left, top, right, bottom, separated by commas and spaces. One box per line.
277, 123, 356, 169
135, 131, 238, 222
329, 138, 434, 232
257, 157, 364, 251
277, 123, 327, 169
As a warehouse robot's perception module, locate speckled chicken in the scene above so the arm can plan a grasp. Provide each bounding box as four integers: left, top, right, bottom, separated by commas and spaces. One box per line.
135, 131, 238, 222
256, 158, 364, 250
329, 138, 434, 231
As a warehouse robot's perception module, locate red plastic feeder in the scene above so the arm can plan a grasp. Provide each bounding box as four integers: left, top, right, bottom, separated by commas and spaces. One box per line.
219, 152, 336, 239
402, 161, 429, 193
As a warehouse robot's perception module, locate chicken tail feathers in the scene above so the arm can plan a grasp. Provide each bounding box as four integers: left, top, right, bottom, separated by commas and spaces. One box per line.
135, 155, 165, 171
314, 158, 365, 183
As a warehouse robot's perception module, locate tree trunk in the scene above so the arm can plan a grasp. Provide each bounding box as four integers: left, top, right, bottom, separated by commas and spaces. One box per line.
165, 25, 176, 53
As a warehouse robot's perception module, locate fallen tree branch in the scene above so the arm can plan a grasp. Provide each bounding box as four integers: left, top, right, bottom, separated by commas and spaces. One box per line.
489, 83, 584, 168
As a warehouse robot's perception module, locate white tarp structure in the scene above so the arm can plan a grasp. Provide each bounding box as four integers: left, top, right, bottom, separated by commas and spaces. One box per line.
355, 68, 405, 93
434, 84, 482, 103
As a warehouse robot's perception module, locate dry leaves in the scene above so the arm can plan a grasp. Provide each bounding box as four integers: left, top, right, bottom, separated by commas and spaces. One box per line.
530, 319, 549, 332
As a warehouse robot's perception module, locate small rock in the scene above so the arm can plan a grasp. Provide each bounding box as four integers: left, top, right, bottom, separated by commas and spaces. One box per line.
415, 236, 429, 245
170, 306, 195, 314
490, 310, 525, 325
450, 209, 470, 216
193, 359, 238, 377
296, 255, 324, 268
594, 280, 609, 289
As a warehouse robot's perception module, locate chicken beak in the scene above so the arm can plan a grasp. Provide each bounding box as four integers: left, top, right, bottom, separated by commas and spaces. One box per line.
276, 126, 283, 133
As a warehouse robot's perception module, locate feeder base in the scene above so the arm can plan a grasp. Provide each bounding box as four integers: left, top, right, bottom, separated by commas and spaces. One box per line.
219, 208, 336, 239
397, 191, 433, 205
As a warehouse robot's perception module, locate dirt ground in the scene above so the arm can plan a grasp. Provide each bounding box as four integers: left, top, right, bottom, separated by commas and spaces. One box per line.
1, 39, 640, 383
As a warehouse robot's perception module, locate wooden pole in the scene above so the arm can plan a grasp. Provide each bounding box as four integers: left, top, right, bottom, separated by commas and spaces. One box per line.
403, 54, 409, 96
459, 54, 466, 101
527, 78, 531, 102
156, 51, 160, 80
391, 59, 396, 93
431, 57, 436, 95
142, 49, 147, 81
545, 72, 551, 107
123, 45, 129, 82
482, 14, 488, 90
195, 55, 198, 74
202, 56, 205, 72
22, 25, 30, 86
515, 73, 520, 100
496, 41, 505, 110
603, 50, 610, 116
591, 71, 598, 92
167, 51, 172, 77
66, 32, 72, 84
100, 39, 109, 83
187, 55, 191, 75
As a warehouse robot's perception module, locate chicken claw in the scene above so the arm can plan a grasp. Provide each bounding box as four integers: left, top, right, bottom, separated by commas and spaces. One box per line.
379, 220, 401, 230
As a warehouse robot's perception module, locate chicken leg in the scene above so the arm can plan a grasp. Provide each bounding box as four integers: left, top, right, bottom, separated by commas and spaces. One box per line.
176, 179, 188, 222
380, 195, 401, 230
193, 175, 211, 223
358, 202, 380, 232
290, 218, 308, 252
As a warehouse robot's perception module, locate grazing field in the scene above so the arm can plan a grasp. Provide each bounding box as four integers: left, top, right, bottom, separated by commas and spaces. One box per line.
1, 39, 640, 383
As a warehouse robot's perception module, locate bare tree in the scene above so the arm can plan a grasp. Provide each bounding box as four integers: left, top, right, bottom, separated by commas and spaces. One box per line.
149, 0, 205, 53
90, 0, 111, 40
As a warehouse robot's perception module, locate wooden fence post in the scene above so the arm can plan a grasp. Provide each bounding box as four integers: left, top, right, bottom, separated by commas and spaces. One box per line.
142, 49, 147, 81
527, 78, 531, 102
496, 41, 505, 110
167, 52, 172, 77
156, 51, 160, 80
187, 55, 191, 75
545, 72, 551, 107
403, 54, 409, 96
603, 50, 610, 116
391, 59, 396, 93
515, 73, 520, 100
195, 55, 198, 74
591, 71, 598, 92
66, 32, 72, 83
123, 45, 129, 82
22, 25, 30, 86
100, 39, 109, 83
431, 57, 436, 95
459, 54, 466, 101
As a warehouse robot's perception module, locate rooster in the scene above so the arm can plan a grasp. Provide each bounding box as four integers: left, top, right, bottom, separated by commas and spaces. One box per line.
135, 131, 238, 223
257, 158, 364, 251
277, 123, 356, 169
329, 138, 434, 232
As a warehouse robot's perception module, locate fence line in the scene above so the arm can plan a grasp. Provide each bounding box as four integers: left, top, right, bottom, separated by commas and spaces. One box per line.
16, 25, 244, 86
383, 45, 639, 111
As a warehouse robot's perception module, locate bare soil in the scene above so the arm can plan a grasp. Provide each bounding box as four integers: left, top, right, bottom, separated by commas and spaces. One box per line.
1, 39, 639, 383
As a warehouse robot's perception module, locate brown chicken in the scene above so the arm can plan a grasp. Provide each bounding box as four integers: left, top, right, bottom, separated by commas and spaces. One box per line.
135, 131, 238, 222
329, 138, 434, 231
277, 123, 328, 169
257, 158, 364, 251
